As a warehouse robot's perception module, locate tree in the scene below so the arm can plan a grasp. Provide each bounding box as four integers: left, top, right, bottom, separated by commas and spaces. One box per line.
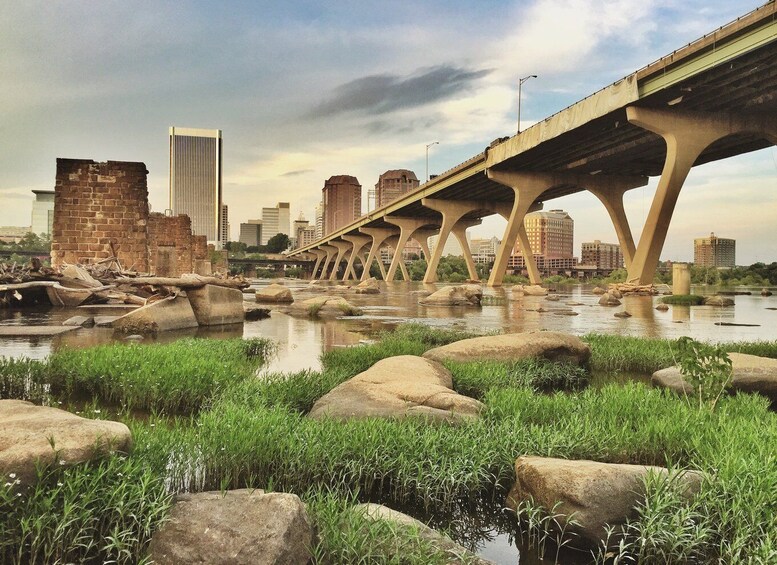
266, 233, 290, 253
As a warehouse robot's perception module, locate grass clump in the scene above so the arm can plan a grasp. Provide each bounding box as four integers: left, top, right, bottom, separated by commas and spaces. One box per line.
0, 455, 172, 565
661, 294, 705, 305
44, 337, 274, 414
0, 357, 51, 404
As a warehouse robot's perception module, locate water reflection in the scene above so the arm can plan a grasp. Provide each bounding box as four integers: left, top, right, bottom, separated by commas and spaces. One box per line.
1, 282, 776, 372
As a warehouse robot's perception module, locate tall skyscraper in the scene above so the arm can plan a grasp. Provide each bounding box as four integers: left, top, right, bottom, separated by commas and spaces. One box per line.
220, 204, 230, 243
169, 127, 222, 245
510, 209, 576, 272
375, 169, 419, 209
31, 189, 55, 236
322, 175, 361, 235
260, 202, 290, 245
694, 233, 736, 267
314, 202, 324, 239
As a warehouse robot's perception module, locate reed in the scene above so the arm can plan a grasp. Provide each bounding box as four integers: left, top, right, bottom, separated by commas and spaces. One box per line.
0, 357, 51, 404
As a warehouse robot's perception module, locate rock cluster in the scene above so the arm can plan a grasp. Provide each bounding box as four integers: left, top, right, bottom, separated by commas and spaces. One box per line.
419, 284, 482, 306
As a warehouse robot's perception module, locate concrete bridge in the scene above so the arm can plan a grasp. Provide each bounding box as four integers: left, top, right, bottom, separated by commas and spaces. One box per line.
290, 3, 777, 286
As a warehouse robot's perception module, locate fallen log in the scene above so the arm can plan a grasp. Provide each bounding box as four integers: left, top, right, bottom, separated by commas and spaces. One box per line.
113, 275, 248, 289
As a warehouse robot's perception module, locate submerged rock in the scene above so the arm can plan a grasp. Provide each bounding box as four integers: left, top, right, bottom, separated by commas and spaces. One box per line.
243, 304, 271, 321
423, 331, 591, 366
111, 295, 199, 333
506, 456, 702, 548
148, 489, 314, 565
515, 285, 548, 296
598, 293, 621, 306
614, 311, 632, 318
0, 400, 131, 485
591, 286, 606, 295
704, 295, 734, 307
352, 504, 496, 564
353, 277, 380, 294
761, 288, 773, 297
290, 295, 362, 317
255, 283, 294, 303
655, 303, 670, 311
308, 355, 483, 423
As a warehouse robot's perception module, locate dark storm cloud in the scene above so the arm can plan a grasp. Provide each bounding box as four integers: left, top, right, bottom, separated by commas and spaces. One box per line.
307, 65, 492, 118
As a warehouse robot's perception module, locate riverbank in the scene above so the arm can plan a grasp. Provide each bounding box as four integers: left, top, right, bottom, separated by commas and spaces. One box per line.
2, 326, 776, 563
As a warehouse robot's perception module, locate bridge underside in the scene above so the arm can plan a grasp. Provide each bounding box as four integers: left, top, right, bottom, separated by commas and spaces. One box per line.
292, 4, 777, 287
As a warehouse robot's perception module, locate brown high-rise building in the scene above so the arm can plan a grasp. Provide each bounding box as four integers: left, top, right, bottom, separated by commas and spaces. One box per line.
322, 175, 361, 235
509, 209, 576, 272
581, 240, 623, 270
694, 232, 736, 267
375, 169, 419, 209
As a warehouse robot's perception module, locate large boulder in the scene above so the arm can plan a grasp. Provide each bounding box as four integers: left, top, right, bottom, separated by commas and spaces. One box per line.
652, 353, 777, 403
308, 355, 484, 423
255, 283, 294, 303
290, 295, 362, 317
354, 277, 380, 294
112, 295, 199, 333
419, 285, 481, 306
506, 456, 703, 548
423, 331, 591, 366
187, 284, 244, 326
704, 295, 734, 306
515, 285, 548, 296
591, 287, 606, 295
598, 293, 621, 306
352, 504, 496, 565
148, 489, 314, 565
0, 400, 132, 485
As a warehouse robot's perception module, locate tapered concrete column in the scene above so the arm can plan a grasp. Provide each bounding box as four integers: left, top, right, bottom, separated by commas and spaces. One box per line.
484, 171, 552, 287
342, 235, 371, 281
309, 249, 327, 279
410, 229, 437, 261
328, 240, 351, 281
626, 107, 777, 284
318, 245, 338, 280
383, 235, 412, 281
421, 199, 483, 283
451, 219, 482, 281
384, 217, 437, 282
359, 227, 397, 281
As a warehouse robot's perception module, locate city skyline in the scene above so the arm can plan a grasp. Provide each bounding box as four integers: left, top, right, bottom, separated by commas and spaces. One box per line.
1, 1, 775, 263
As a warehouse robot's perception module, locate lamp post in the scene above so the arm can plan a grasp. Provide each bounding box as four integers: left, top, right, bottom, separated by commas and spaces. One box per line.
425, 141, 439, 182
517, 74, 537, 133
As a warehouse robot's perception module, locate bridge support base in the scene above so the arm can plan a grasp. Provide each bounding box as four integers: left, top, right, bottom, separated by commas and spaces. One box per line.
342, 235, 371, 281
360, 227, 397, 281
384, 217, 437, 281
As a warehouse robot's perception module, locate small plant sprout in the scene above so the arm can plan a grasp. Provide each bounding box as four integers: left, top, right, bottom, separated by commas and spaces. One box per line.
673, 336, 733, 410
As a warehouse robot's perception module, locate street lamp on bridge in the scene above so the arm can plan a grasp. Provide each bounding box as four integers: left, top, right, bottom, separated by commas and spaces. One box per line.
517, 74, 538, 134
425, 141, 439, 182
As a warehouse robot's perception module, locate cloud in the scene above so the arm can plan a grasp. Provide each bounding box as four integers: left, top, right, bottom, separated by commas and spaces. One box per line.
280, 169, 314, 177
307, 65, 492, 118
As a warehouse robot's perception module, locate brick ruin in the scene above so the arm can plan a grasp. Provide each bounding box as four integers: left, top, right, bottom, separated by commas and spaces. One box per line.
51, 158, 209, 276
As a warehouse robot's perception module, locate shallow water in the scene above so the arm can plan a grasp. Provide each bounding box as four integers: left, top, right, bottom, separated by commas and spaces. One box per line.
2, 280, 776, 564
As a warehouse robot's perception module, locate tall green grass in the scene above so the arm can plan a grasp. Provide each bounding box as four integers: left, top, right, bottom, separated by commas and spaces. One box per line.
44, 337, 274, 414
0, 357, 51, 404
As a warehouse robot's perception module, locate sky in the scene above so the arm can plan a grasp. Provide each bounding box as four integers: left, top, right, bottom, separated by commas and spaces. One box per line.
1, 0, 775, 264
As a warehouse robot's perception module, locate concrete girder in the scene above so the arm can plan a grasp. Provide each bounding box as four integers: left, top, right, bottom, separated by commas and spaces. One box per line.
318, 245, 339, 280
625, 107, 777, 284
451, 218, 482, 281
359, 227, 398, 281
384, 217, 438, 282
341, 234, 372, 281
384, 235, 411, 281
328, 240, 352, 281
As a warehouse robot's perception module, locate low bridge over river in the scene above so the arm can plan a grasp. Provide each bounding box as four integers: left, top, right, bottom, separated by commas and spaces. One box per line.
290, 3, 777, 287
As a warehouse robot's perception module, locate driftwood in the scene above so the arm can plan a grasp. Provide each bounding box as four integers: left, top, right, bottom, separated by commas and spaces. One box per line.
113, 275, 248, 289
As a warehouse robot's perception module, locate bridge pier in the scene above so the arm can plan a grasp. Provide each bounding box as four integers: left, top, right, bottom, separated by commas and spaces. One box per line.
625, 107, 777, 284
410, 229, 437, 262
420, 199, 483, 283
359, 227, 397, 281
318, 245, 338, 280
328, 240, 351, 281
384, 235, 411, 280
342, 234, 371, 281
309, 249, 327, 279
384, 217, 437, 282
451, 218, 482, 281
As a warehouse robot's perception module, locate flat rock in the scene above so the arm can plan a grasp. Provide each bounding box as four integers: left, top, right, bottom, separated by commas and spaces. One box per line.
148, 489, 314, 565
614, 311, 632, 318
515, 285, 548, 296
308, 355, 484, 423
423, 331, 591, 366
255, 283, 294, 303
187, 284, 245, 326
651, 353, 777, 403
94, 315, 120, 327
243, 304, 271, 321
655, 304, 670, 311
353, 504, 496, 565
506, 456, 702, 548
419, 285, 481, 306
63, 316, 95, 327
112, 295, 199, 333
290, 295, 362, 317
598, 293, 621, 306
0, 400, 132, 485
704, 295, 734, 306
0, 326, 79, 336
354, 277, 380, 294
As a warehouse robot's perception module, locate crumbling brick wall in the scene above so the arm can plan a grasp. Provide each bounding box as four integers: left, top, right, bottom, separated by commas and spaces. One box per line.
51, 159, 149, 271
147, 213, 194, 276
192, 236, 208, 263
